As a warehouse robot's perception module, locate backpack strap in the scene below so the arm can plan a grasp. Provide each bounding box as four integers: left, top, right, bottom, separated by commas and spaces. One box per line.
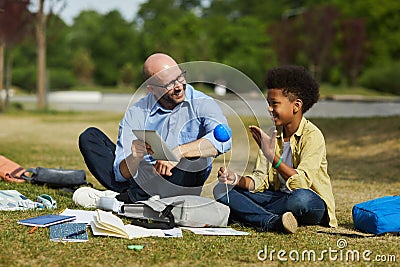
19, 168, 37, 182
130, 204, 175, 229
9, 167, 25, 178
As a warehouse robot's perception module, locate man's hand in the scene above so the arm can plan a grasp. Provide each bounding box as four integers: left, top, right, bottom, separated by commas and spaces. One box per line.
131, 139, 153, 159
249, 125, 277, 163
120, 140, 152, 179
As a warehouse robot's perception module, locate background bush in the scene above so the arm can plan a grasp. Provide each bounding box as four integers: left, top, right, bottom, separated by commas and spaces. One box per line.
359, 61, 400, 94
49, 68, 78, 90
12, 66, 37, 93
12, 67, 77, 92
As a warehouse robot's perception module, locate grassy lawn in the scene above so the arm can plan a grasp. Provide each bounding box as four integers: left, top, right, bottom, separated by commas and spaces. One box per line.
0, 111, 399, 266
318, 84, 398, 98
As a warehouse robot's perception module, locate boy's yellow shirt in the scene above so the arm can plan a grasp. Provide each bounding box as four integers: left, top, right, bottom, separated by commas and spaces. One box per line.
247, 117, 338, 227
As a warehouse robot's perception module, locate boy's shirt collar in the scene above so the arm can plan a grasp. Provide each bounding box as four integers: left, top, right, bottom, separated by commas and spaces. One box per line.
276, 116, 306, 140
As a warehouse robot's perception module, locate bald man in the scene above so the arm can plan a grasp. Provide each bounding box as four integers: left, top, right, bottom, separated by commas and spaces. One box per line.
77, 53, 231, 206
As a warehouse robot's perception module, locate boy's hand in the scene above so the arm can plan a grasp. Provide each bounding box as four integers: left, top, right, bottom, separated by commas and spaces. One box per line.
217, 167, 237, 185
249, 125, 277, 163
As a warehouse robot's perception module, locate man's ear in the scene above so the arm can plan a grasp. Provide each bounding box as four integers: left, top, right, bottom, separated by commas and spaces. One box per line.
146, 84, 154, 94
293, 98, 303, 113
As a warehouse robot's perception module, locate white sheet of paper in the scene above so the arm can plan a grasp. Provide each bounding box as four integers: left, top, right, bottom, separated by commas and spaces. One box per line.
163, 227, 183, 237
59, 208, 96, 225
181, 227, 249, 236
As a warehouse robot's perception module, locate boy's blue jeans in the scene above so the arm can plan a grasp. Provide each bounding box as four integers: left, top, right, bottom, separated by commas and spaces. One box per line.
213, 184, 327, 232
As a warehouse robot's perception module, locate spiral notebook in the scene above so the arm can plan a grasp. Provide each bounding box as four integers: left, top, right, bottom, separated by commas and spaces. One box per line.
49, 223, 88, 242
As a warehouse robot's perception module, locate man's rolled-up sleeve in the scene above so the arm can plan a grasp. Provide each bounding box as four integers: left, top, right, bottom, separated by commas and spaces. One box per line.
198, 98, 232, 154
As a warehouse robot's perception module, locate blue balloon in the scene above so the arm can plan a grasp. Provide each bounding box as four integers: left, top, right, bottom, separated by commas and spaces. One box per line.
213, 124, 232, 142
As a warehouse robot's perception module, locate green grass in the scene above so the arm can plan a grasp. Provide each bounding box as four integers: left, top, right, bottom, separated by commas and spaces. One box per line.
68, 85, 137, 94
0, 111, 399, 266
319, 83, 398, 99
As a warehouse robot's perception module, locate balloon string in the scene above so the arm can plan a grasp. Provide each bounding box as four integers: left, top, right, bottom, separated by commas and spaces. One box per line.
223, 143, 229, 203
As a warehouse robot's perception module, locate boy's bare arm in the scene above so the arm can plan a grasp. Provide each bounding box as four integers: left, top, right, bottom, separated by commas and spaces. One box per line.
236, 175, 255, 191
271, 154, 297, 180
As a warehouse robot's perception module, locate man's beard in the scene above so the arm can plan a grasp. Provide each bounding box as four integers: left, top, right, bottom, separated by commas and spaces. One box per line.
159, 84, 186, 107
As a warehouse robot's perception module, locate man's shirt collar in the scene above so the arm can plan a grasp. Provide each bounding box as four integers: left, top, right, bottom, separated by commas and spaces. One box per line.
149, 84, 193, 116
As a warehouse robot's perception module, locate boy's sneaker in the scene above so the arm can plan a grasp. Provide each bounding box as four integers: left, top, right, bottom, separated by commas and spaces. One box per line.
281, 212, 298, 234
73, 187, 119, 209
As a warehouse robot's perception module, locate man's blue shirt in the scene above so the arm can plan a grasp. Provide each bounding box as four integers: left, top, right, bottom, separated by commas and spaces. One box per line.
114, 84, 232, 182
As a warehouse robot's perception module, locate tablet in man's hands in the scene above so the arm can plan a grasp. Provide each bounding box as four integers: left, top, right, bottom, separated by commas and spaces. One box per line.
132, 130, 179, 161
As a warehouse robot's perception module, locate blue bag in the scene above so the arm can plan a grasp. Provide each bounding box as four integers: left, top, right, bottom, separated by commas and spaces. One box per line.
352, 195, 400, 235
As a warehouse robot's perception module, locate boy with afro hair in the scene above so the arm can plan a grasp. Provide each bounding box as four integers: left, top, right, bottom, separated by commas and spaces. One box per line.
214, 65, 337, 233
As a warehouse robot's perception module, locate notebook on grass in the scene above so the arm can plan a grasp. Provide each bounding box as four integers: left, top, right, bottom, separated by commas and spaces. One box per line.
90, 209, 174, 239
49, 223, 88, 242
17, 214, 76, 227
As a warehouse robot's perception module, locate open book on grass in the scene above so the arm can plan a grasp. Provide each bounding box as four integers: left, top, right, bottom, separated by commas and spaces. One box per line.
90, 209, 181, 239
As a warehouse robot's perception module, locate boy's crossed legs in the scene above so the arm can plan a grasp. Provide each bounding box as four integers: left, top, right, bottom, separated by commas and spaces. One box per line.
214, 186, 326, 233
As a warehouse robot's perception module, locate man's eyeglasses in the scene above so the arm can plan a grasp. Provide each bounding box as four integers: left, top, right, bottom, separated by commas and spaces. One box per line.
150, 71, 187, 91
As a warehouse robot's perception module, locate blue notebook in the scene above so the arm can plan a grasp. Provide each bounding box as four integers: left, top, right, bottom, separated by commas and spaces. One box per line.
50, 223, 88, 242
17, 214, 76, 227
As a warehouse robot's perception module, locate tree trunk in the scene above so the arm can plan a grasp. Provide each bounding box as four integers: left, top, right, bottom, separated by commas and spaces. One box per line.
36, 0, 47, 110
0, 43, 4, 112
5, 51, 13, 109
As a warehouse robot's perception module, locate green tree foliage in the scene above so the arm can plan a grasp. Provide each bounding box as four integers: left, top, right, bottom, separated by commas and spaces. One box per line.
72, 48, 95, 85
137, 0, 208, 62
11, 13, 72, 92
69, 10, 102, 51
46, 16, 72, 69
138, 0, 277, 86
359, 61, 400, 95
210, 16, 276, 86
204, 0, 290, 23
8, 0, 400, 94
46, 15, 76, 90
48, 67, 77, 89
70, 10, 140, 86
11, 39, 36, 91
119, 63, 135, 87
11, 65, 36, 92
331, 0, 400, 65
